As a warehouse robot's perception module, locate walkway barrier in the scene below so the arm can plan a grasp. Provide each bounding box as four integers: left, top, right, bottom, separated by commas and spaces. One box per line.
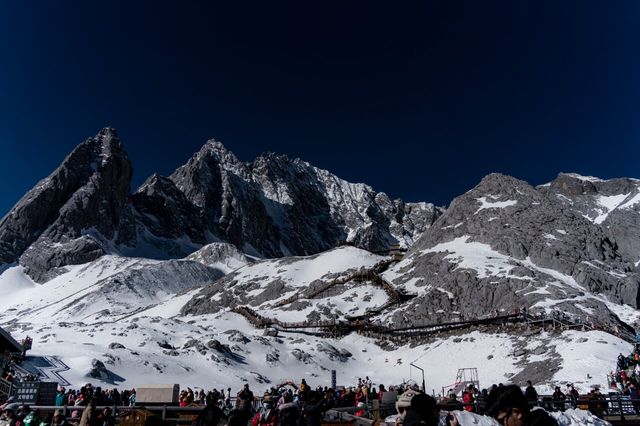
21, 394, 640, 424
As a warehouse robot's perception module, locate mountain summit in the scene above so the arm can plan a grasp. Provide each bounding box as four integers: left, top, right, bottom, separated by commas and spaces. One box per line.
0, 129, 441, 281
0, 128, 136, 281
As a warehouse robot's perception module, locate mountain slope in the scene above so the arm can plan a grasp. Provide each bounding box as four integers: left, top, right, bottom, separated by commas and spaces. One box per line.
382, 173, 640, 331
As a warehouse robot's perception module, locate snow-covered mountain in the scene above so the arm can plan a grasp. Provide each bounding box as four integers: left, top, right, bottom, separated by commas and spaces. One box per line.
167, 140, 439, 257
0, 245, 634, 396
0, 128, 440, 282
2, 127, 640, 396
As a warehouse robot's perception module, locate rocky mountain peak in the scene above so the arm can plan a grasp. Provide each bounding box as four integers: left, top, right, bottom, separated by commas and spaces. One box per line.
198, 139, 244, 169
0, 129, 135, 281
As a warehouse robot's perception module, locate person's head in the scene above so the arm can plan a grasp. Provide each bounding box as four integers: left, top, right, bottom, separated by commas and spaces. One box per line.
409, 393, 439, 426
262, 396, 273, 410
554, 387, 560, 392
102, 407, 112, 417
526, 381, 532, 387
52, 409, 63, 422
486, 385, 529, 426
395, 390, 418, 417
244, 384, 250, 390
307, 391, 320, 404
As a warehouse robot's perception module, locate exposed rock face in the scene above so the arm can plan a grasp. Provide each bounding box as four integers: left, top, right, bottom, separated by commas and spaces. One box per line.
131, 174, 206, 246
540, 173, 640, 265
0, 128, 135, 281
185, 242, 250, 272
170, 142, 441, 256
382, 173, 640, 329
0, 129, 437, 281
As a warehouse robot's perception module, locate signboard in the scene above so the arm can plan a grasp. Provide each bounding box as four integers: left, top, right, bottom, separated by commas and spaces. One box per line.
15, 381, 57, 406
331, 370, 336, 390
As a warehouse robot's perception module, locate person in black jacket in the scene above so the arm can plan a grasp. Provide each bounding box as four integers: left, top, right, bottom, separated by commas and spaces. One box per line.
276, 393, 299, 426
523, 381, 538, 407
301, 391, 326, 426
193, 394, 227, 426
402, 393, 440, 426
486, 385, 558, 426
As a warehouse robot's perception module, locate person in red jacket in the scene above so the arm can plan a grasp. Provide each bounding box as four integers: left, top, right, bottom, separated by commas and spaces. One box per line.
378, 384, 386, 401
252, 396, 277, 426
462, 385, 475, 412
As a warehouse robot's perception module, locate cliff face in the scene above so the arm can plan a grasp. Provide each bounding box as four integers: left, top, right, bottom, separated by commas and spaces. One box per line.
0, 129, 439, 281
167, 140, 441, 257
0, 128, 135, 281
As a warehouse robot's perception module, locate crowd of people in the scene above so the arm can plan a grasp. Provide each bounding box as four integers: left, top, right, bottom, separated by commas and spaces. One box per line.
0, 370, 624, 426
610, 349, 640, 399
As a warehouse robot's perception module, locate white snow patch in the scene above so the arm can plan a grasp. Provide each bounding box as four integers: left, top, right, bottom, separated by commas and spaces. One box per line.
564, 173, 603, 182
592, 193, 630, 224
619, 192, 640, 210
474, 197, 518, 214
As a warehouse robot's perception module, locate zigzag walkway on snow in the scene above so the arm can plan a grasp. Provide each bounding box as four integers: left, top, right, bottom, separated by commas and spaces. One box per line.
231, 303, 634, 344
272, 259, 406, 309
231, 258, 636, 343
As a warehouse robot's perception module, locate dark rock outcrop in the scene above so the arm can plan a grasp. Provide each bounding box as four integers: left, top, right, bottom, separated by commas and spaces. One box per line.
0, 128, 135, 281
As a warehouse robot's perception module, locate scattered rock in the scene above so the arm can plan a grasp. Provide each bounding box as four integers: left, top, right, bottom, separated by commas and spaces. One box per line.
292, 348, 313, 363
226, 330, 251, 343
157, 340, 175, 350
531, 346, 547, 355
108, 342, 125, 350
263, 328, 279, 337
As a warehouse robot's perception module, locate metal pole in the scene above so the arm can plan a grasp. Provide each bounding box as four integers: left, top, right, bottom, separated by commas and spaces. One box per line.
410, 363, 425, 393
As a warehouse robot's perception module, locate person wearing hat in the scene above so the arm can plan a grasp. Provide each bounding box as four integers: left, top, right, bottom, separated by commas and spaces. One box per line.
250, 396, 276, 426
395, 390, 418, 426
0, 404, 18, 426
51, 409, 66, 426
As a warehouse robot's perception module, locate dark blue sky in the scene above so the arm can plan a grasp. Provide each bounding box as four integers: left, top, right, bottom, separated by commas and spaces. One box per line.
1, 1, 639, 216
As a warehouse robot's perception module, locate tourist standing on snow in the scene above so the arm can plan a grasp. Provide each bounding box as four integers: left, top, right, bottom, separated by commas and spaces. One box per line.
461, 385, 475, 412
237, 384, 255, 414
551, 387, 566, 411
523, 381, 538, 406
